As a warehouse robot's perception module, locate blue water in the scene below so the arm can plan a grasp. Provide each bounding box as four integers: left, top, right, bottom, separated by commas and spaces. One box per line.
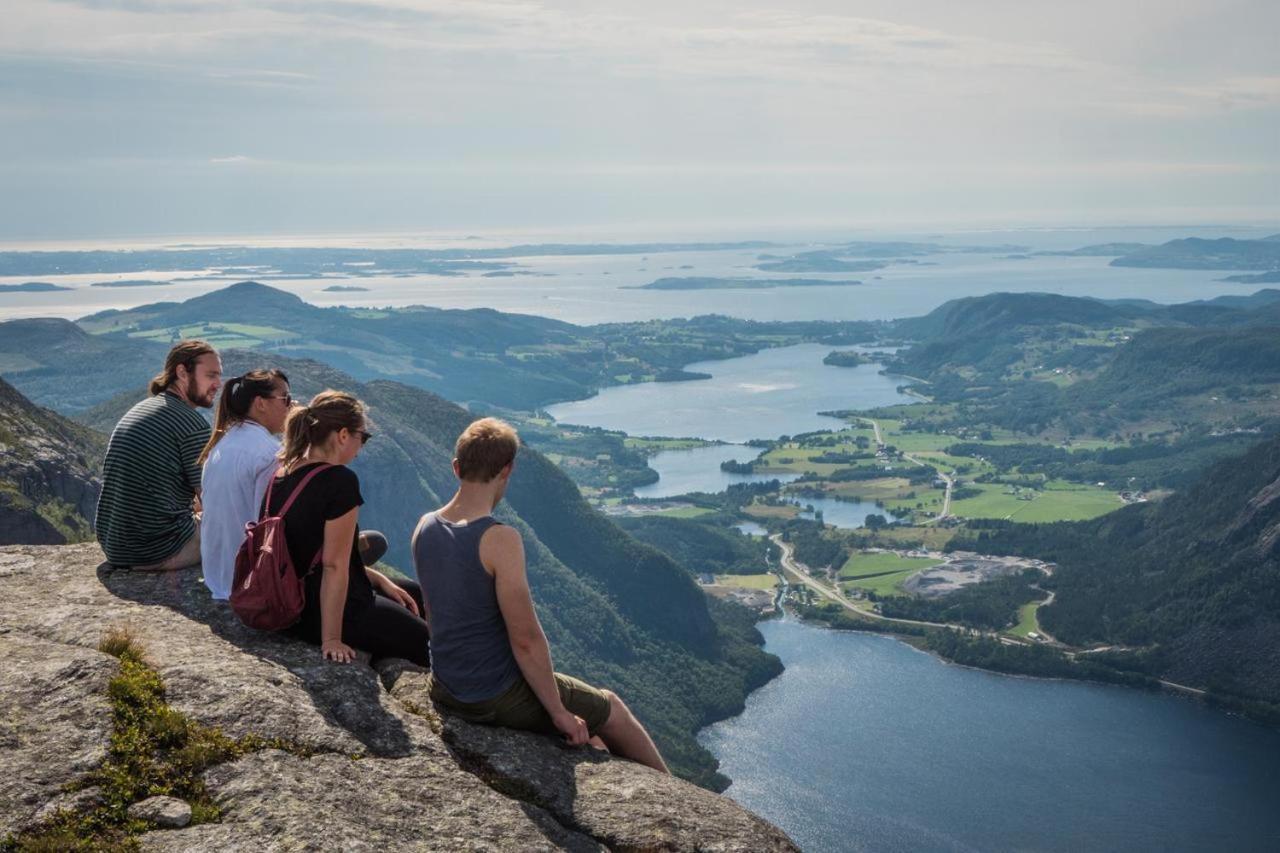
788, 494, 885, 529
700, 618, 1280, 853
546, 343, 912, 443
5, 226, 1268, 325
634, 444, 802, 498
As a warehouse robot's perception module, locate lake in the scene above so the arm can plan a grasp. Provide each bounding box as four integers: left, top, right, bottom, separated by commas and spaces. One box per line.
548, 343, 912, 518
546, 343, 912, 443
787, 495, 886, 529
700, 617, 1280, 853
633, 444, 802, 498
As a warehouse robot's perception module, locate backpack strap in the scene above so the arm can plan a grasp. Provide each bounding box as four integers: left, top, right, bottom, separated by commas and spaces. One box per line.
274, 463, 336, 518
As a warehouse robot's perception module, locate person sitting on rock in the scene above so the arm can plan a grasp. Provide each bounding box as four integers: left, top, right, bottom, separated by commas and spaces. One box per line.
412, 417, 669, 773
197, 368, 295, 600
96, 340, 222, 571
265, 390, 430, 667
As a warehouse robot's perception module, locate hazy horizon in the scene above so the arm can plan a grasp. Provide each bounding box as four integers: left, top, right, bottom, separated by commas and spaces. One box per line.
4, 1, 1279, 240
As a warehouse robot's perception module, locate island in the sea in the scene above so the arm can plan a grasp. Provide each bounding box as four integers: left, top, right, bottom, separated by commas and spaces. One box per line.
1110, 235, 1280, 270
629, 277, 862, 290
0, 282, 71, 293
321, 285, 371, 292
822, 350, 872, 367
1033, 242, 1152, 257
755, 252, 886, 273
1219, 270, 1280, 284
89, 279, 170, 288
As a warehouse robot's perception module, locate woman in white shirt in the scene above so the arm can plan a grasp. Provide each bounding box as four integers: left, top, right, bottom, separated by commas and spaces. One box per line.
198, 369, 293, 599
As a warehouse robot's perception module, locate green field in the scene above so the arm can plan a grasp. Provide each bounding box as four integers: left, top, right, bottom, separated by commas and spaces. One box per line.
1008, 601, 1043, 638
949, 481, 1120, 522
743, 502, 801, 520
715, 573, 779, 590
652, 505, 716, 519
866, 525, 960, 550
623, 437, 710, 451
821, 477, 913, 501
838, 551, 939, 596
127, 322, 297, 348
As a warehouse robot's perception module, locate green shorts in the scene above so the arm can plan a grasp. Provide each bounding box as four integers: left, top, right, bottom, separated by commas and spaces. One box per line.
429, 672, 612, 735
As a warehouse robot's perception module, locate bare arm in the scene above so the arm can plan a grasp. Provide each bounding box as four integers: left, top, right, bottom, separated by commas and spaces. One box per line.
409, 513, 432, 627
365, 566, 419, 616
486, 525, 588, 745
319, 507, 358, 663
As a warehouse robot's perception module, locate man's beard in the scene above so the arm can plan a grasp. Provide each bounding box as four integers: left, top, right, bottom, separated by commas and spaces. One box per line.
187, 383, 216, 408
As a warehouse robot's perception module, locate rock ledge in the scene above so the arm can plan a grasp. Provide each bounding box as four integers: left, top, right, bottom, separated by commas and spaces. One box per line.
0, 544, 797, 851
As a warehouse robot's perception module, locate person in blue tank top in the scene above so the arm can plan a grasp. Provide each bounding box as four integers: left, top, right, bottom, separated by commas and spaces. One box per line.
412, 417, 668, 774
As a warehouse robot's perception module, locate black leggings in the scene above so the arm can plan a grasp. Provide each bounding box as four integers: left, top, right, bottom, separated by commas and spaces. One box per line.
294, 577, 430, 667
343, 577, 430, 668
294, 531, 431, 667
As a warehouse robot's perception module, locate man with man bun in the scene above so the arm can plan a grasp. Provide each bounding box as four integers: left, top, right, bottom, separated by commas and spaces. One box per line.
413, 417, 669, 773
95, 340, 222, 570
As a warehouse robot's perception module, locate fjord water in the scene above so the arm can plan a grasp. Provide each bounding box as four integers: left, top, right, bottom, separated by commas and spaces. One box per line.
546, 343, 911, 442
632, 443, 802, 498
701, 618, 1280, 853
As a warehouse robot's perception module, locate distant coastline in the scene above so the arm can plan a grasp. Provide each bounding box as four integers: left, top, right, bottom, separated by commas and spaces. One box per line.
628, 277, 862, 291
0, 282, 70, 293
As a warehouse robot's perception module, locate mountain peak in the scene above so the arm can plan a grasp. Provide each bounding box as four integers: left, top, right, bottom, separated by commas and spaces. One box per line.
186, 281, 309, 310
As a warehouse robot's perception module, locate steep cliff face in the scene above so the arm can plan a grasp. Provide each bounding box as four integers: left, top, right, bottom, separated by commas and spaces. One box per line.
0, 543, 796, 851
0, 377, 103, 545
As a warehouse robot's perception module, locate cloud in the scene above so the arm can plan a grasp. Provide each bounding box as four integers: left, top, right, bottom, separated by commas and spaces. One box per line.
209, 155, 254, 164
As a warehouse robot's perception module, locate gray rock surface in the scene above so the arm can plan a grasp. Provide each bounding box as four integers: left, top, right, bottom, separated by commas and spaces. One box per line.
0, 630, 114, 838
129, 795, 193, 829
0, 543, 798, 851
382, 661, 797, 852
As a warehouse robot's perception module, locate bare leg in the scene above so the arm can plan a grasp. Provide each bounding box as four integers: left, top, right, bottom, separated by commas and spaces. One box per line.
595, 691, 669, 774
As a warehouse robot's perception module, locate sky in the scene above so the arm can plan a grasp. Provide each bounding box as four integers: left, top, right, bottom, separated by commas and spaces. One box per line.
2, 0, 1278, 240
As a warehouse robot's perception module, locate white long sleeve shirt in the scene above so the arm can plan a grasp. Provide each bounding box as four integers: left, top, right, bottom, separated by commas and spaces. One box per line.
200, 421, 280, 599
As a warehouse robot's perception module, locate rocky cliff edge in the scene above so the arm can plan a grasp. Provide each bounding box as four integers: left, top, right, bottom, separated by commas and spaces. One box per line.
0, 544, 796, 852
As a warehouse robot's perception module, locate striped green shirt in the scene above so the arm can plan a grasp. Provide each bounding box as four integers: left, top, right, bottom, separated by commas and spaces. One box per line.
95, 392, 211, 566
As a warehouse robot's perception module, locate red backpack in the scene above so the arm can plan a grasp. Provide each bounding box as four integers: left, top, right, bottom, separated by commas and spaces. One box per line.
229, 464, 333, 631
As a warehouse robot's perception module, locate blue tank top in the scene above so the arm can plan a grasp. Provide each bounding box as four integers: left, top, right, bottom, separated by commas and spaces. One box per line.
412, 512, 521, 702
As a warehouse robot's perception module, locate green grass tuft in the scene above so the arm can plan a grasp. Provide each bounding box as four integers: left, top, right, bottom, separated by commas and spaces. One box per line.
4, 633, 315, 852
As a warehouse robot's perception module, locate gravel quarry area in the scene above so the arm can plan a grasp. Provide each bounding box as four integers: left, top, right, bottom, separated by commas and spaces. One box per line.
901, 553, 1044, 598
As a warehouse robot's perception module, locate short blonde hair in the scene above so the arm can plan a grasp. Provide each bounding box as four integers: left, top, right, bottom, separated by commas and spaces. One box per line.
455, 417, 519, 482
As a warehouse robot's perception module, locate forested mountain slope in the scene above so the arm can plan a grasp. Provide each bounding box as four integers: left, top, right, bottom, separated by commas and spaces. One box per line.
0, 377, 102, 545
965, 434, 1280, 712
44, 281, 878, 411
884, 290, 1280, 438
0, 318, 167, 413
